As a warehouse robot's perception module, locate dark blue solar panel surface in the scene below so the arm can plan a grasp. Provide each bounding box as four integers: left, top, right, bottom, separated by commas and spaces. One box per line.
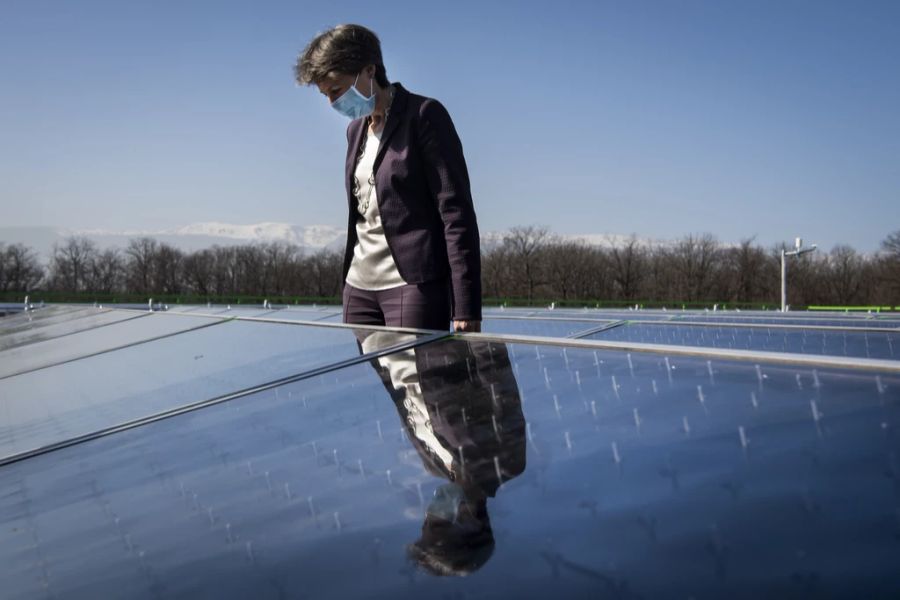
486, 309, 673, 322
258, 309, 344, 322
0, 312, 224, 379
168, 307, 341, 322
0, 310, 150, 352
671, 315, 900, 329
165, 306, 282, 317
0, 305, 95, 331
584, 322, 899, 359
0, 320, 422, 460
481, 318, 607, 337
1, 334, 898, 598
0, 306, 102, 335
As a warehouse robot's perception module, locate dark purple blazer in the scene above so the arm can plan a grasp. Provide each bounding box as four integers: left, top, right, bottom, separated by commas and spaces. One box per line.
343, 83, 482, 321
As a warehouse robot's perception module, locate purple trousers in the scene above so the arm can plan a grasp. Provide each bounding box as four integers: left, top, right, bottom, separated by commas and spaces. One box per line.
342, 279, 451, 331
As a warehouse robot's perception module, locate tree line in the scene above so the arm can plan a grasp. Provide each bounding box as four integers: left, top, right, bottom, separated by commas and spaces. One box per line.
1, 228, 898, 307
484, 227, 900, 308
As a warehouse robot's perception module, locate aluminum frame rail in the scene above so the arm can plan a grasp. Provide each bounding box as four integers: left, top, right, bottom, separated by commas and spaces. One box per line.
458, 331, 900, 373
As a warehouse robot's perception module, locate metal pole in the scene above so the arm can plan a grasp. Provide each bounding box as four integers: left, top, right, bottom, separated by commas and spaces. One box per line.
780, 249, 787, 312
779, 239, 816, 313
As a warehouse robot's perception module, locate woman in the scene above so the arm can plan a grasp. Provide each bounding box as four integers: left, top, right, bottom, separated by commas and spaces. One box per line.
295, 24, 481, 333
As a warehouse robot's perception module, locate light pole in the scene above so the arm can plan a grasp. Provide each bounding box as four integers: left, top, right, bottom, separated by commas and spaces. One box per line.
780, 237, 817, 312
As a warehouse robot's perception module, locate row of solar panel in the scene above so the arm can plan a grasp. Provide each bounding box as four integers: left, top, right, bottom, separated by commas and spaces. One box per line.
4, 305, 897, 366
1, 305, 897, 471
5, 302, 899, 330
1, 305, 898, 597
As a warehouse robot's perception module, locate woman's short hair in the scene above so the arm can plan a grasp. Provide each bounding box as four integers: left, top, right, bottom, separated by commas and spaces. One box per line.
295, 24, 389, 87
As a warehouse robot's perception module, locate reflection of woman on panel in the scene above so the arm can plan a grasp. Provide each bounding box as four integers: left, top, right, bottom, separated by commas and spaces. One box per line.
295, 24, 482, 332
357, 330, 525, 575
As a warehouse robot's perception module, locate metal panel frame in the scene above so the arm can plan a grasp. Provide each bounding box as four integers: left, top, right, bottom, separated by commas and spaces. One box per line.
455, 331, 900, 373
567, 319, 628, 338
637, 318, 900, 333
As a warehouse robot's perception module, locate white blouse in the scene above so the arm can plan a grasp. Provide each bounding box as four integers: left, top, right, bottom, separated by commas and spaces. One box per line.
345, 127, 408, 291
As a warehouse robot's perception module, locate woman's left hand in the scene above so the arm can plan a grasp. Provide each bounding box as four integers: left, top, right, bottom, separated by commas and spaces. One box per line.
452, 320, 481, 333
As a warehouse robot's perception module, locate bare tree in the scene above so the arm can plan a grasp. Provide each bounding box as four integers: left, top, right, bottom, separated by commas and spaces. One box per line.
152, 243, 183, 295
0, 242, 4, 290
719, 237, 773, 304
125, 237, 159, 295
609, 235, 646, 301
645, 244, 674, 302
305, 249, 343, 297
182, 249, 216, 296
826, 245, 865, 305
671, 234, 720, 302
482, 245, 512, 299
211, 246, 240, 296
261, 242, 299, 297
882, 230, 900, 258
877, 230, 900, 303
1, 243, 44, 291
502, 226, 552, 301
89, 249, 124, 294
49, 237, 97, 292
544, 241, 593, 301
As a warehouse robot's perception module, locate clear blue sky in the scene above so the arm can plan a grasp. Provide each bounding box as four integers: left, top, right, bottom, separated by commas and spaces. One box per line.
1, 0, 898, 250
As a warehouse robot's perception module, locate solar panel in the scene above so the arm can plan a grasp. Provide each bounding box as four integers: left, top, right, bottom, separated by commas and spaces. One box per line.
166, 307, 283, 317
672, 314, 900, 328
314, 312, 345, 323
2, 302, 899, 596
0, 332, 896, 597
0, 309, 151, 352
0, 305, 103, 335
164, 305, 216, 313
0, 318, 428, 462
582, 322, 899, 359
254, 309, 344, 322
0, 312, 225, 379
481, 317, 611, 337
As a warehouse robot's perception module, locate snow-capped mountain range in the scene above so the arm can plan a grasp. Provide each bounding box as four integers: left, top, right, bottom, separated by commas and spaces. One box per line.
0, 222, 660, 259
73, 222, 346, 248
0, 223, 347, 259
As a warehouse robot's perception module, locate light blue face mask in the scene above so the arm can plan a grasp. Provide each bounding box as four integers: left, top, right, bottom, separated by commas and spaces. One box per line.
330, 71, 376, 120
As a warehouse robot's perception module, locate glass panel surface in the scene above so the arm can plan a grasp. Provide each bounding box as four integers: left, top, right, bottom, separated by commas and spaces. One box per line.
253, 309, 344, 322
482, 317, 610, 337
0, 321, 421, 459
0, 309, 149, 351
166, 307, 277, 317
585, 322, 900, 359
534, 309, 681, 322
0, 313, 225, 379
163, 306, 212, 313
0, 303, 25, 315
316, 312, 344, 323
214, 307, 282, 317
672, 315, 900, 329
0, 305, 97, 333
0, 336, 897, 598
482, 307, 544, 317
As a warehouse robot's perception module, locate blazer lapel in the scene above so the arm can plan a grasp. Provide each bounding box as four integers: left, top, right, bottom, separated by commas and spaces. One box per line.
346, 118, 366, 207
373, 83, 409, 173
